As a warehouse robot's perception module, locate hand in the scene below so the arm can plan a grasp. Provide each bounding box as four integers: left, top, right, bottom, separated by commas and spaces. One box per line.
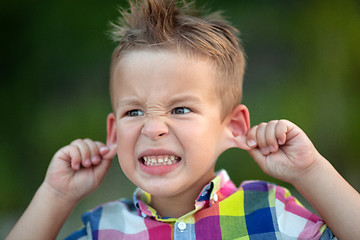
43, 139, 117, 203
246, 120, 321, 183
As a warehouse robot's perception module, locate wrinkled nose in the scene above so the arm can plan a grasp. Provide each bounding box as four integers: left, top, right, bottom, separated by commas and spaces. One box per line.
141, 118, 169, 140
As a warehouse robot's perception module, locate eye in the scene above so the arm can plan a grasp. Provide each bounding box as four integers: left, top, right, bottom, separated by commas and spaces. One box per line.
171, 107, 191, 115
126, 109, 144, 117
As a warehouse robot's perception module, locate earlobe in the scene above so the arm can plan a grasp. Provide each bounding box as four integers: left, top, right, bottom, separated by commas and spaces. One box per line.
106, 113, 117, 146
227, 104, 251, 150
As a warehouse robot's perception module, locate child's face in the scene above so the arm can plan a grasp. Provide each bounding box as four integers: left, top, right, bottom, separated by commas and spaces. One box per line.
108, 50, 231, 199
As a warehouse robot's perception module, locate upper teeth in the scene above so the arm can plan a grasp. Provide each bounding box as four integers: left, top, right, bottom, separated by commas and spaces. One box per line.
142, 155, 179, 166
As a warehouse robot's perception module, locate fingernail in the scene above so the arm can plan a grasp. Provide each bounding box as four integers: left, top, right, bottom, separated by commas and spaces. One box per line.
248, 140, 256, 147
92, 155, 100, 164
100, 146, 109, 152
261, 148, 270, 155
269, 145, 276, 152
85, 158, 91, 166
73, 163, 80, 170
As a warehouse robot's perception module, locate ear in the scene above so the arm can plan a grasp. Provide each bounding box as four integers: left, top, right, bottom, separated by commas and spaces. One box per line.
224, 104, 251, 150
106, 113, 117, 146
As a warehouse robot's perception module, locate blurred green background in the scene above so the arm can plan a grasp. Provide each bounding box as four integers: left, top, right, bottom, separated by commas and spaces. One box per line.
1, 0, 360, 239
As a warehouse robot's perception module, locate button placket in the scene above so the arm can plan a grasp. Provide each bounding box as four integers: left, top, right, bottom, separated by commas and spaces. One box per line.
213, 193, 218, 202
177, 221, 187, 232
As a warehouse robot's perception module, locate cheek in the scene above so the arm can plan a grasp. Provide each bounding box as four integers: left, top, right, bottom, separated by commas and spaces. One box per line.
115, 123, 140, 159
116, 121, 139, 143
116, 126, 138, 179
178, 123, 219, 154
180, 121, 225, 158
182, 120, 220, 141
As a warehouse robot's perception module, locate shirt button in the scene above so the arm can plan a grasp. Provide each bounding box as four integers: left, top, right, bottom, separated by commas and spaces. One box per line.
213, 193, 218, 202
178, 221, 187, 231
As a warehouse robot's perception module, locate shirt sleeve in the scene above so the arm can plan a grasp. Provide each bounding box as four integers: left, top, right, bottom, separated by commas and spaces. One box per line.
64, 207, 102, 240
64, 199, 140, 240
65, 228, 89, 240
274, 185, 337, 240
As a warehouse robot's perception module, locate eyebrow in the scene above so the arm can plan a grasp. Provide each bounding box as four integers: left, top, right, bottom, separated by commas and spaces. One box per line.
167, 94, 203, 106
117, 94, 203, 107
114, 99, 142, 118
116, 97, 142, 109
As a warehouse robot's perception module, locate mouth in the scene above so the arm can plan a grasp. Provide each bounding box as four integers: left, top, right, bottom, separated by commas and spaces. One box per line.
141, 155, 181, 166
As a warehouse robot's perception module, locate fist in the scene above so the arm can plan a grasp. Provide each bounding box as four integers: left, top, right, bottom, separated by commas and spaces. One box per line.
246, 120, 321, 183
44, 139, 117, 203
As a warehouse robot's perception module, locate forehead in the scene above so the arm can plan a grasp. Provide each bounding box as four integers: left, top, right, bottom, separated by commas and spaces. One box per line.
111, 49, 218, 106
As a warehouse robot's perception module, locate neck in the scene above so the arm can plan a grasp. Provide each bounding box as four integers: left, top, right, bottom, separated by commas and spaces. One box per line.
151, 172, 216, 218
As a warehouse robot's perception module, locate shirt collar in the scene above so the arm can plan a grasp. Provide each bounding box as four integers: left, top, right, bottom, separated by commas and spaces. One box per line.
133, 169, 237, 221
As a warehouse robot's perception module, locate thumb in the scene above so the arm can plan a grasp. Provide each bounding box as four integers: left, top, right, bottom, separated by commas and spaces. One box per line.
101, 144, 117, 160
92, 155, 113, 185
234, 135, 253, 151
248, 148, 267, 172
93, 144, 117, 184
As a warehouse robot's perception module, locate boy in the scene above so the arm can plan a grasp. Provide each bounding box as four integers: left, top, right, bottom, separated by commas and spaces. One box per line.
6, 0, 360, 239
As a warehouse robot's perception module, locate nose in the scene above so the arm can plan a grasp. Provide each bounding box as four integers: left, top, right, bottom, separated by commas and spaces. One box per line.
141, 118, 169, 140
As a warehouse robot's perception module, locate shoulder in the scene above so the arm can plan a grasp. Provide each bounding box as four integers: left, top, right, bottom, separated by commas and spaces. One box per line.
81, 198, 137, 225
236, 180, 332, 239
66, 199, 142, 240
240, 179, 289, 192
239, 180, 306, 209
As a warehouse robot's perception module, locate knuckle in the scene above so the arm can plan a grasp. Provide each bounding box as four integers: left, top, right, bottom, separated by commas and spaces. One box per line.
258, 122, 267, 128
269, 120, 278, 125
71, 138, 83, 144
68, 145, 78, 152
95, 141, 105, 148
247, 130, 255, 137
279, 119, 288, 124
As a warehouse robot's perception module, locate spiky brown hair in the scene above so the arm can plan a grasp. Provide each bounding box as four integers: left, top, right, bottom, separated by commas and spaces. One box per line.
109, 0, 246, 119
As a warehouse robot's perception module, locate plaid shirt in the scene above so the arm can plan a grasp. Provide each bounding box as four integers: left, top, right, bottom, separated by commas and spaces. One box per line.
66, 170, 335, 240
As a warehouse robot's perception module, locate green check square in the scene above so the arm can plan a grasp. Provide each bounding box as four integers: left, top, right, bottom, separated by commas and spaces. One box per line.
244, 191, 270, 215
220, 215, 248, 239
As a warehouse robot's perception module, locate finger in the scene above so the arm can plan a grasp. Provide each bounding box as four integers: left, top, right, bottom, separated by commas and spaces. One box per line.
95, 141, 109, 155
101, 144, 117, 160
247, 147, 267, 173
93, 156, 113, 184
256, 122, 269, 155
265, 120, 279, 153
275, 120, 288, 145
58, 145, 82, 170
71, 139, 92, 168
246, 125, 258, 148
84, 139, 101, 165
